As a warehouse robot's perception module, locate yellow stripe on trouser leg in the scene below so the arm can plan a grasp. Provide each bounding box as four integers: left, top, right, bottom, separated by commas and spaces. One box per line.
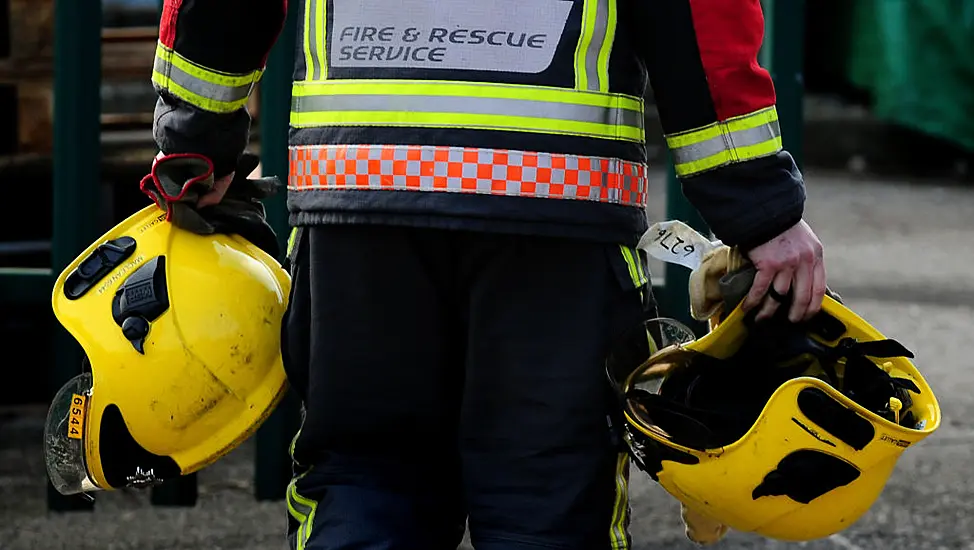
620, 245, 649, 304
611, 244, 638, 548
619, 246, 648, 288
287, 472, 319, 550
609, 453, 632, 549
618, 244, 658, 357
287, 227, 299, 258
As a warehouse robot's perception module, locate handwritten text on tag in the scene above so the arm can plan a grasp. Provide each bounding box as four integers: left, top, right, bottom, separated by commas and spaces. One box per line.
637, 220, 721, 271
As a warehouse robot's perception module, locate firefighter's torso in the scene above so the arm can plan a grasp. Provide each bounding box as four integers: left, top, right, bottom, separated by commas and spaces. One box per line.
288, 0, 652, 243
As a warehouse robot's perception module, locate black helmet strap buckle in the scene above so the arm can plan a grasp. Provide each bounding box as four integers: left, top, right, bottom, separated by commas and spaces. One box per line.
111, 256, 171, 354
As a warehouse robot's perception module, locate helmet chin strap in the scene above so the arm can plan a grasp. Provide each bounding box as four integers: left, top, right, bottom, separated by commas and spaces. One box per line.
712, 260, 921, 425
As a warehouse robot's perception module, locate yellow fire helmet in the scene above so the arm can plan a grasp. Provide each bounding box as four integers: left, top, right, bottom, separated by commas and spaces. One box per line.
43, 203, 291, 496
606, 264, 941, 542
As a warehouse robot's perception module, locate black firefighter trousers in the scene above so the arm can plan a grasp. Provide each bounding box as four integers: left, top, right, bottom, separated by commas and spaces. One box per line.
281, 224, 655, 550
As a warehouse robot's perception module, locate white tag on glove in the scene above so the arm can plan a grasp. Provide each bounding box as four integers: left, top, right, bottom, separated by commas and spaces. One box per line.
637, 220, 722, 272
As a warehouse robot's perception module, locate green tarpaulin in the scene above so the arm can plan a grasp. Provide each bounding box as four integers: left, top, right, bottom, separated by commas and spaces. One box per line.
845, 0, 974, 151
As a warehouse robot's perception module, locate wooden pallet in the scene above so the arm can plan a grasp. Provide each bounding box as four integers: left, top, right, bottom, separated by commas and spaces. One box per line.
0, 3, 261, 155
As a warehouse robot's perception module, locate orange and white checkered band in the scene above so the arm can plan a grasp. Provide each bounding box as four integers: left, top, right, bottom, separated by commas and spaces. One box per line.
288, 145, 649, 208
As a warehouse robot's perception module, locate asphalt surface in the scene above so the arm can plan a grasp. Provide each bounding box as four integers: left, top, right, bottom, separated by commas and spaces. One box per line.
1, 168, 972, 550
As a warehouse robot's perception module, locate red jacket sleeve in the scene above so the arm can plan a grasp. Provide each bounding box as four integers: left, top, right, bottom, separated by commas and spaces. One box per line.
152, 0, 288, 177
640, 0, 805, 250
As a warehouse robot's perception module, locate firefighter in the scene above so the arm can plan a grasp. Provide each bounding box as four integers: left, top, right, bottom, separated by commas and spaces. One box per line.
147, 0, 827, 548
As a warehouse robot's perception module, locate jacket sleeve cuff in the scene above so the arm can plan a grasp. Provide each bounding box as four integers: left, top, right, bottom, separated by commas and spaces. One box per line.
678, 150, 806, 252
152, 93, 252, 179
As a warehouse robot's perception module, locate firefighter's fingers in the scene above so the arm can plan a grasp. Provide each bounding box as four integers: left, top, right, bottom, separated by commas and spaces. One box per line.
788, 259, 814, 323
197, 172, 234, 208
755, 269, 792, 322
741, 267, 774, 313
805, 255, 828, 321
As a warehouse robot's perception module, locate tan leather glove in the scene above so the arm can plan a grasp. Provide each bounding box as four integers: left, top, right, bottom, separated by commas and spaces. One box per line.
688, 245, 748, 321
681, 503, 729, 546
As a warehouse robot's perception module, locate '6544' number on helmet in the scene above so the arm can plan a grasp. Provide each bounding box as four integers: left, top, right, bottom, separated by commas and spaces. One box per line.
67, 394, 86, 440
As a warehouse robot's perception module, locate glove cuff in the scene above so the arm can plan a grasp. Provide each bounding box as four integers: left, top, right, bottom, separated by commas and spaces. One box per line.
140, 153, 215, 221
151, 153, 215, 202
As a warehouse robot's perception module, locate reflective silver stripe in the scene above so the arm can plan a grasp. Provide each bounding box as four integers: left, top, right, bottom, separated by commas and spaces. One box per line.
587, 0, 611, 92
304, 0, 316, 80
303, 0, 326, 80
669, 118, 782, 166
609, 453, 631, 549
576, 0, 615, 92
287, 483, 313, 521
286, 476, 318, 550
291, 93, 643, 131
152, 55, 254, 105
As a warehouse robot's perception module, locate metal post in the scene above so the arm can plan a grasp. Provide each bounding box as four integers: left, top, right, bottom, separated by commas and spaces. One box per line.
254, 0, 301, 502
763, 0, 806, 171
147, 0, 199, 507
46, 0, 103, 512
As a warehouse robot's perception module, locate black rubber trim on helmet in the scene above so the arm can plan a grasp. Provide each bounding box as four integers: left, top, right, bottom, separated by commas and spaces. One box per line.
625, 424, 700, 481
98, 404, 182, 490
752, 449, 861, 504
63, 236, 138, 300
797, 388, 875, 450
627, 389, 728, 451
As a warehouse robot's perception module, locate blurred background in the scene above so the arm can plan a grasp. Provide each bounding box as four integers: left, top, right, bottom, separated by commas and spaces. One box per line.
0, 0, 972, 549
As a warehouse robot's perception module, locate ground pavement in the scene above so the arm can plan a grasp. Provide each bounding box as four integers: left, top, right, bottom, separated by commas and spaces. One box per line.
1, 168, 972, 550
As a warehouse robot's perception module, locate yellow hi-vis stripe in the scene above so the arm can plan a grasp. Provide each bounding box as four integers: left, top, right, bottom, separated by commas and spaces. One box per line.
302, 0, 315, 80
286, 227, 299, 259
301, 0, 329, 80
597, 0, 618, 94
287, 472, 319, 550
665, 106, 783, 178
619, 245, 648, 289
317, 0, 328, 79
151, 42, 261, 114
620, 244, 649, 306
575, 0, 617, 92
609, 453, 632, 549
290, 80, 645, 142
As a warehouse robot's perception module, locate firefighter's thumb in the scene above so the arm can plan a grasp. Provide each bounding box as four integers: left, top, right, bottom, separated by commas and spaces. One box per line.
197, 172, 234, 208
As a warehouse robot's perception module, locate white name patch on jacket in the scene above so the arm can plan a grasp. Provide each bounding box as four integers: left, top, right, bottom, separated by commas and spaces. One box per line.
329, 0, 574, 73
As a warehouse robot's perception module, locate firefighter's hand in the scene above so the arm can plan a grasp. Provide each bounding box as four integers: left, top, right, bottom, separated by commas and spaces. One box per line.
741, 219, 826, 323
